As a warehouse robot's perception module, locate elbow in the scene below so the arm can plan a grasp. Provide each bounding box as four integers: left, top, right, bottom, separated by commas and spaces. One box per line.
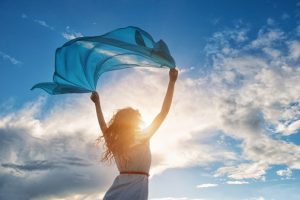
158, 110, 168, 119
100, 123, 107, 134
161, 106, 170, 116
100, 127, 107, 135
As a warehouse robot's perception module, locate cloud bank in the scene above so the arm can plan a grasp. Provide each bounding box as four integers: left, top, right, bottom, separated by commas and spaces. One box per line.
203, 22, 300, 181
0, 98, 114, 200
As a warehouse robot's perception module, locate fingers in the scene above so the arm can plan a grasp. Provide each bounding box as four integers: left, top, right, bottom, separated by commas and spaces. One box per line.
92, 91, 99, 98
169, 68, 178, 74
169, 68, 178, 75
169, 67, 178, 82
90, 91, 99, 102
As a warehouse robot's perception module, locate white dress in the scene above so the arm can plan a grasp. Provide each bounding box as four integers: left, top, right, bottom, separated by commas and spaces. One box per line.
103, 136, 151, 200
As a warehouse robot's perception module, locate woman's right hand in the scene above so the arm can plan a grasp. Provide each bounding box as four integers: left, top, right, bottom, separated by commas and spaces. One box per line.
90, 91, 100, 103
169, 68, 178, 83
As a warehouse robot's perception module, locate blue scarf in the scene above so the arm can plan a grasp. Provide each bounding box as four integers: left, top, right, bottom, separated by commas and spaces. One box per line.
31, 26, 175, 95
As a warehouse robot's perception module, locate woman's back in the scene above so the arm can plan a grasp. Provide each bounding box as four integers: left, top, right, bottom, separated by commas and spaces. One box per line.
114, 136, 151, 174
103, 136, 151, 200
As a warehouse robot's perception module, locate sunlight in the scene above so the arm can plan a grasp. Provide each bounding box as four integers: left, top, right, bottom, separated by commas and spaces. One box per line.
139, 113, 153, 131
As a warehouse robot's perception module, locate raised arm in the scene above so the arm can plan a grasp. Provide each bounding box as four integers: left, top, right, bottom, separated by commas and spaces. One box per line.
90, 91, 107, 134
143, 68, 178, 138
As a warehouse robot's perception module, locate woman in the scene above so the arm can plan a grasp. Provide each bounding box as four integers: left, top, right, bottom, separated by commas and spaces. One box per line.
90, 68, 178, 200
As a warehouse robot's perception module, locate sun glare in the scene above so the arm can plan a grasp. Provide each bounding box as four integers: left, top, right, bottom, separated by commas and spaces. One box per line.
139, 113, 153, 132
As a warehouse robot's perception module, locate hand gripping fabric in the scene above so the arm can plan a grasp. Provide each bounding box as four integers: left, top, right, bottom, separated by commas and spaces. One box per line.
31, 26, 176, 95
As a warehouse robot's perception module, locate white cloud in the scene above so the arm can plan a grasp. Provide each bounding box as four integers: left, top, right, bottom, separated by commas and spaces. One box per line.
62, 26, 83, 40
214, 162, 268, 180
39, 193, 105, 200
276, 120, 300, 135
196, 183, 218, 188
250, 29, 284, 48
262, 47, 281, 58
34, 19, 54, 30
0, 51, 22, 65
205, 27, 249, 56
0, 97, 114, 199
276, 168, 292, 178
62, 32, 83, 40
151, 198, 205, 200
204, 23, 300, 180
226, 180, 249, 185
288, 40, 300, 60
247, 197, 265, 200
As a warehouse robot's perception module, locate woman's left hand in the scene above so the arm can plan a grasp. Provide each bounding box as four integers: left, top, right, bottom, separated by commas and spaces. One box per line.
90, 91, 100, 103
169, 68, 178, 83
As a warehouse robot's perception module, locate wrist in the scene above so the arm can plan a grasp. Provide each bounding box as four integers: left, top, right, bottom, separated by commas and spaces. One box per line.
93, 99, 100, 104
169, 80, 176, 84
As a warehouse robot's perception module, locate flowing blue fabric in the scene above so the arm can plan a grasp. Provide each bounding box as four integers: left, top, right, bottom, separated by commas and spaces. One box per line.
31, 26, 176, 94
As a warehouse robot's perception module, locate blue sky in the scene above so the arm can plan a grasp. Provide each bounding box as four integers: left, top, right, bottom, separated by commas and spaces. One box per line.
1, 0, 300, 200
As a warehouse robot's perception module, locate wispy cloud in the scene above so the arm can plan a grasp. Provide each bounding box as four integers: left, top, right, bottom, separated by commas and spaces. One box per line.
196, 183, 218, 188
276, 168, 292, 179
62, 32, 83, 40
1, 156, 93, 172
214, 162, 268, 180
1, 160, 62, 171
288, 40, 300, 60
21, 14, 55, 31
247, 197, 265, 200
20, 13, 84, 42
226, 180, 249, 185
250, 28, 284, 48
21, 14, 84, 41
34, 19, 54, 30
0, 51, 22, 65
21, 14, 83, 41
62, 26, 83, 40
151, 198, 206, 200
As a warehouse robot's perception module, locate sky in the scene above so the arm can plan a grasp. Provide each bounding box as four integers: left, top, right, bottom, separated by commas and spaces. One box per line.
1, 0, 300, 199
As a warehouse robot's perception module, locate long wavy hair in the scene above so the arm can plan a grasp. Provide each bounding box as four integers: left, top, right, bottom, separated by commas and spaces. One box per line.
98, 107, 142, 163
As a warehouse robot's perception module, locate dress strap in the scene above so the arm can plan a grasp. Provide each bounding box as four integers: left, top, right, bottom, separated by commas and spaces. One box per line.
120, 171, 149, 177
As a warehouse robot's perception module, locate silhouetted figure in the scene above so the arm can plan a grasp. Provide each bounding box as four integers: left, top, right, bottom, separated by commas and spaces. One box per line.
91, 68, 178, 200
